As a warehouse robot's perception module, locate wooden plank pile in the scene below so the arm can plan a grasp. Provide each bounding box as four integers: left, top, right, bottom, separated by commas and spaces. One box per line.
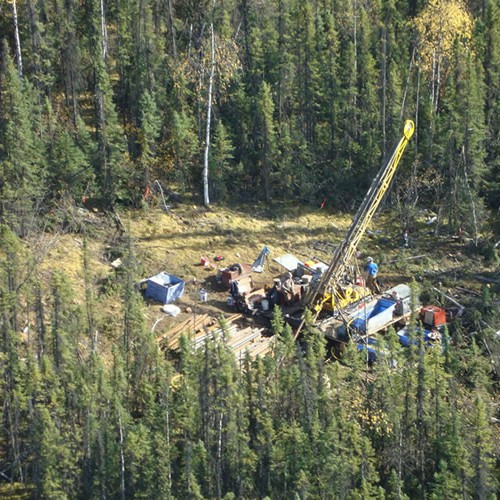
157, 313, 275, 361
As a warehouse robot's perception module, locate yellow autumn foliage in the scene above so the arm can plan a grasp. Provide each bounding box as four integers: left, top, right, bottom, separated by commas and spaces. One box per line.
414, 0, 474, 72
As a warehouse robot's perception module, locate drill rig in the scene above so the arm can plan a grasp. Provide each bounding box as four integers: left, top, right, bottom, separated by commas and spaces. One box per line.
296, 120, 415, 334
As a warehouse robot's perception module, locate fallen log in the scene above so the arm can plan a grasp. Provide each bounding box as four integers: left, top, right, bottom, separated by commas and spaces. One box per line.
474, 275, 500, 284
386, 254, 428, 264
455, 286, 480, 296
432, 287, 465, 315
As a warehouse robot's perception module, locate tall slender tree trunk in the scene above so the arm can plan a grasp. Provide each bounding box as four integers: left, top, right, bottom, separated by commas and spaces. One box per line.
400, 48, 415, 121
165, 388, 173, 494
83, 239, 97, 352
353, 0, 358, 110
96, 86, 110, 203
100, 0, 108, 60
216, 412, 223, 499
417, 341, 426, 499
12, 0, 23, 77
7, 403, 24, 482
35, 286, 46, 364
118, 409, 126, 500
203, 24, 215, 207
381, 28, 387, 155
462, 145, 479, 246
277, 0, 285, 125
167, 0, 177, 59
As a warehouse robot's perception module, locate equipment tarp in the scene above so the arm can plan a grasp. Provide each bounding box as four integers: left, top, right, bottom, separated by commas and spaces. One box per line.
273, 253, 302, 272
252, 246, 270, 272
145, 272, 185, 304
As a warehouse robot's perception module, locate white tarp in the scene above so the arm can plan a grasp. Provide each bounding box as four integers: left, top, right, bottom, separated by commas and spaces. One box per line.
162, 304, 181, 316
273, 254, 303, 272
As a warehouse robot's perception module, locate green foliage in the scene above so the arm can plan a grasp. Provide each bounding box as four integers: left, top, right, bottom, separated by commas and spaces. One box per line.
137, 90, 162, 186
0, 42, 45, 235
0, 0, 499, 497
0, 238, 497, 497
465, 239, 500, 265
210, 122, 236, 201
0, 0, 496, 213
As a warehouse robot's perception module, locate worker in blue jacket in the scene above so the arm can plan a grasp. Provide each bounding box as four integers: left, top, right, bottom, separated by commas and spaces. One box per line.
365, 257, 381, 293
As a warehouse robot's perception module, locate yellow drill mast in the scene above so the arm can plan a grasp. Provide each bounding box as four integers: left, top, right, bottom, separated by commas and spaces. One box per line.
304, 119, 415, 318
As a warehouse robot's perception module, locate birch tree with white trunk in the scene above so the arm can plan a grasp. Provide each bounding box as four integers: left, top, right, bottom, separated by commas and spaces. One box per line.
11, 0, 23, 77
203, 23, 215, 207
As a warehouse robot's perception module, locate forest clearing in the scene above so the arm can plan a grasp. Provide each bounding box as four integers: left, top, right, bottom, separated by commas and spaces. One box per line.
3, 197, 498, 498
2, 0, 500, 496
35, 200, 496, 347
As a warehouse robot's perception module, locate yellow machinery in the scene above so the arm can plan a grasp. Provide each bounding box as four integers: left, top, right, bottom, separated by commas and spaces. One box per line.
301, 120, 415, 325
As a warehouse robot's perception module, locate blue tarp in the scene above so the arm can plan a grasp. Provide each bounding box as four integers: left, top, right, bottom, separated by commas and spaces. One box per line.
356, 340, 379, 364
397, 328, 443, 348
145, 272, 185, 304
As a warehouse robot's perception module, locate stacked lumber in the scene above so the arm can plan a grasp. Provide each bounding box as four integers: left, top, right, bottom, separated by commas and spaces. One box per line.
233, 335, 276, 363
157, 313, 217, 350
157, 313, 275, 361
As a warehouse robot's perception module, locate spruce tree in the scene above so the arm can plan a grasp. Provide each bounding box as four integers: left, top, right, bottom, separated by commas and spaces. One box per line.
256, 81, 277, 203
0, 41, 45, 235
44, 99, 90, 200
469, 395, 497, 498
138, 90, 162, 189
0, 227, 27, 484
483, 0, 500, 209
210, 121, 236, 202
85, 0, 128, 207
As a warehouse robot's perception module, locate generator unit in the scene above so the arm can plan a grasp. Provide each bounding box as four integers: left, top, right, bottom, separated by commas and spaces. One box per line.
420, 305, 447, 330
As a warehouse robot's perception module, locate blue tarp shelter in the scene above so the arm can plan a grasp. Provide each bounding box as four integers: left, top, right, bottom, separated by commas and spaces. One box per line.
145, 272, 185, 304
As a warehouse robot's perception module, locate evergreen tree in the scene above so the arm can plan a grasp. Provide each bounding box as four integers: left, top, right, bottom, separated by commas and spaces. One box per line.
255, 81, 277, 203
23, 0, 57, 94
85, 0, 128, 207
0, 41, 45, 235
0, 227, 27, 484
138, 90, 162, 189
44, 99, 91, 201
469, 395, 497, 498
483, 0, 500, 209
289, 0, 318, 145
171, 334, 204, 497
209, 121, 237, 201
314, 10, 341, 175
354, 3, 382, 188
31, 404, 72, 498
251, 356, 275, 497
164, 110, 199, 193
53, 0, 83, 125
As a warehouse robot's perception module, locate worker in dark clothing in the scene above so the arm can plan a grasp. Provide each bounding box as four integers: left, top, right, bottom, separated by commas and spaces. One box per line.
267, 278, 281, 309
365, 257, 381, 294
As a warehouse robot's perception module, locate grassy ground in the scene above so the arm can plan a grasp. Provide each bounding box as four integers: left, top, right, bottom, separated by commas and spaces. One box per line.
35, 201, 497, 348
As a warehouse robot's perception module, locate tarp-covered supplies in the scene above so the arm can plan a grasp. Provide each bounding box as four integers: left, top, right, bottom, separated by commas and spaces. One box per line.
252, 246, 270, 272
145, 272, 185, 304
273, 253, 302, 272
